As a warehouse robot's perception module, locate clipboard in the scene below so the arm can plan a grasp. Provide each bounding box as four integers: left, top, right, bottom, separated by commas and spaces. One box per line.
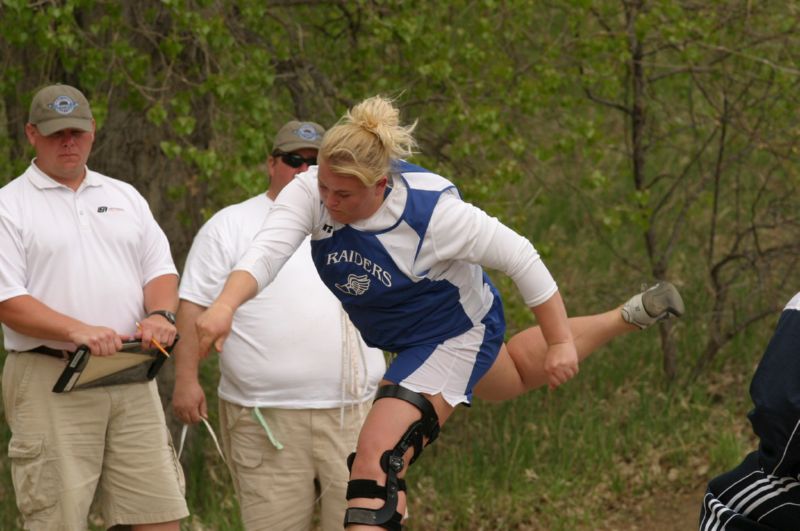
52, 340, 175, 393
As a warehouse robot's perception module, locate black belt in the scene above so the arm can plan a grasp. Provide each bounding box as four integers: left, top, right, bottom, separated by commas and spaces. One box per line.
27, 346, 70, 359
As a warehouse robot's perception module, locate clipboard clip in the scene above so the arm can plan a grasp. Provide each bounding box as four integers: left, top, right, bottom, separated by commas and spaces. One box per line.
51, 345, 91, 393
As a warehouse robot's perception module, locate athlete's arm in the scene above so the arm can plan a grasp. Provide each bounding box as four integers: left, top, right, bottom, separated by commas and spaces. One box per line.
429, 195, 577, 388
197, 172, 320, 356
428, 194, 557, 306
195, 270, 258, 357
235, 171, 319, 290
529, 291, 578, 389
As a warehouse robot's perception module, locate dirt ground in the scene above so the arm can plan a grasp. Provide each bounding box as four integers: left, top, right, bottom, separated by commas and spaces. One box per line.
579, 483, 707, 531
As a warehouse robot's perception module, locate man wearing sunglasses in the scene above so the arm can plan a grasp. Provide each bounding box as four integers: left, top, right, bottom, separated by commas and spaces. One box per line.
172, 120, 385, 530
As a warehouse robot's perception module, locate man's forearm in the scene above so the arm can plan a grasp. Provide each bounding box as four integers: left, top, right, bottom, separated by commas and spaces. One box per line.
0, 294, 87, 342
173, 299, 206, 382
143, 274, 179, 314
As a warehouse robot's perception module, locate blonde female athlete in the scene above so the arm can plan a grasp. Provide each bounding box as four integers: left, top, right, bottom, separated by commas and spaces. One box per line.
195, 96, 684, 530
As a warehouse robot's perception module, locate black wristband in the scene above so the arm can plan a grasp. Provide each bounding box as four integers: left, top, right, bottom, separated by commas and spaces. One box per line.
146, 310, 176, 325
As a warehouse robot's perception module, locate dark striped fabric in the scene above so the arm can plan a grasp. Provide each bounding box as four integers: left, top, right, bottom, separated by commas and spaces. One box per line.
700, 451, 800, 530
700, 303, 800, 530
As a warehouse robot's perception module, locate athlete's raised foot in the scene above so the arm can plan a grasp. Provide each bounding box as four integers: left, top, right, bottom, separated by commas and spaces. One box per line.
621, 281, 685, 329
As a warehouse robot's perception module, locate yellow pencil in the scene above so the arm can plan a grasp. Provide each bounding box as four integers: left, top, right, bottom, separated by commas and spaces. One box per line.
136, 321, 171, 358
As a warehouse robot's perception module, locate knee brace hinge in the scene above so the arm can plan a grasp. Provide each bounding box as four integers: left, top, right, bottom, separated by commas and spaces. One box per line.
343, 385, 440, 529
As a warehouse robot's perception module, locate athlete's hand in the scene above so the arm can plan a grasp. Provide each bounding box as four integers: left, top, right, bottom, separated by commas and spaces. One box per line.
544, 341, 579, 390
195, 302, 234, 358
67, 325, 123, 357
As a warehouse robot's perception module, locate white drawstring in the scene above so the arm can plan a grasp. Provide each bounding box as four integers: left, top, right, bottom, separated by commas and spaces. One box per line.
340, 307, 370, 428
252, 406, 284, 450
177, 417, 226, 463
315, 307, 371, 506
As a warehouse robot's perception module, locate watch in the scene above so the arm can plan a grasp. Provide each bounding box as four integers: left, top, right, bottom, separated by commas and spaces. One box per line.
147, 310, 177, 325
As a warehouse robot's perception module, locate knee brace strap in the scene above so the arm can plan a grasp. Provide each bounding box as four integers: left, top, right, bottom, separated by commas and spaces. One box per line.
344, 475, 404, 530
343, 385, 440, 529
346, 478, 407, 500
345, 507, 402, 530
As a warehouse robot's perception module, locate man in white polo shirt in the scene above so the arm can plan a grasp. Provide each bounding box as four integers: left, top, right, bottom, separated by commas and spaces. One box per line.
172, 120, 385, 530
0, 84, 188, 530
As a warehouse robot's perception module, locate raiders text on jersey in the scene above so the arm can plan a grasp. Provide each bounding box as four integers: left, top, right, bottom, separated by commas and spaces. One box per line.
325, 249, 392, 287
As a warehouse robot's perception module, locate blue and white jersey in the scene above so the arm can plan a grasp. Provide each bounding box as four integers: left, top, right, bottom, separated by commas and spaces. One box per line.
236, 161, 558, 353
310, 162, 499, 352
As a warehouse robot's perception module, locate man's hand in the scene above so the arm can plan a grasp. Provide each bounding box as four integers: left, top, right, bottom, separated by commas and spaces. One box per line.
196, 302, 234, 358
138, 313, 178, 348
173, 377, 208, 424
543, 341, 579, 390
67, 325, 123, 356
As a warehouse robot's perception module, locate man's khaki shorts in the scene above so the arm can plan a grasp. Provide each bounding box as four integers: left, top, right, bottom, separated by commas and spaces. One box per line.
3, 351, 189, 530
219, 399, 369, 531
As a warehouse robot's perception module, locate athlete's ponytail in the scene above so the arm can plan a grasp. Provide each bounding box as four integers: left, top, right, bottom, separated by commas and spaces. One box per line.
320, 95, 418, 186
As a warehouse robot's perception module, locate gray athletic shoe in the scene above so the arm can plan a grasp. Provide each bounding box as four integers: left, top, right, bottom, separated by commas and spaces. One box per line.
621, 281, 685, 329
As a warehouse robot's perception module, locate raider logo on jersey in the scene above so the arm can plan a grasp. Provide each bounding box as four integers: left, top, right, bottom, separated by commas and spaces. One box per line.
325, 249, 392, 287
335, 273, 371, 296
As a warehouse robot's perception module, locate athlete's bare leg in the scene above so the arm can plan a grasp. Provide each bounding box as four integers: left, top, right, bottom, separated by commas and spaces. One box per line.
475, 281, 684, 401
346, 384, 454, 530
474, 308, 636, 401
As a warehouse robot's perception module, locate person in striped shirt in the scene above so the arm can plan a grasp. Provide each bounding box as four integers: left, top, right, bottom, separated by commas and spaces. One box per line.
700, 291, 800, 531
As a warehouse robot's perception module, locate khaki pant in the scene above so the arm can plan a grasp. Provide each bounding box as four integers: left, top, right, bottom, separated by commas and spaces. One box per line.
3, 352, 188, 530
219, 399, 368, 531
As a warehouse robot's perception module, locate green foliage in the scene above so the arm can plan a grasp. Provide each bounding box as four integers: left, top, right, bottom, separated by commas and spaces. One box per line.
1, 0, 799, 528
709, 431, 748, 475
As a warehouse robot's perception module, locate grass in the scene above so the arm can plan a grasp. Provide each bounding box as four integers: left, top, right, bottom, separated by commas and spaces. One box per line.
401, 328, 763, 530
0, 320, 769, 530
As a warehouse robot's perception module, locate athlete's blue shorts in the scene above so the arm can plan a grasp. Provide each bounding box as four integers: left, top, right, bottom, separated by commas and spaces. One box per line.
383, 293, 505, 406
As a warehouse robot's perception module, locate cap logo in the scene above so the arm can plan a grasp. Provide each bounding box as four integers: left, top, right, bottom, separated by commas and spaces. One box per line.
295, 123, 321, 141
48, 95, 79, 115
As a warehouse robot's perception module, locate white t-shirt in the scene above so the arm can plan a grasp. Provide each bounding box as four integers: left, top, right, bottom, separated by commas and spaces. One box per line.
0, 163, 178, 351
179, 193, 385, 408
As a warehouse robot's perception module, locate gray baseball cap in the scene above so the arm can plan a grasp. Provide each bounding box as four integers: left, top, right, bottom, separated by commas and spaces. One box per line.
272, 120, 325, 153
28, 84, 93, 136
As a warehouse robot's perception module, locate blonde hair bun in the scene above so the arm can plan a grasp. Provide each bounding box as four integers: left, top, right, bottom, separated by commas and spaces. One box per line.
321, 95, 418, 186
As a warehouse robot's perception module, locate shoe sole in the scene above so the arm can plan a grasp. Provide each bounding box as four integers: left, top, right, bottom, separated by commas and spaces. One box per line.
642, 281, 685, 318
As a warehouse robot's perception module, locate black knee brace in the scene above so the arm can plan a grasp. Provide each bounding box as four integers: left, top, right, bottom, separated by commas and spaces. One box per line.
343, 385, 440, 529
